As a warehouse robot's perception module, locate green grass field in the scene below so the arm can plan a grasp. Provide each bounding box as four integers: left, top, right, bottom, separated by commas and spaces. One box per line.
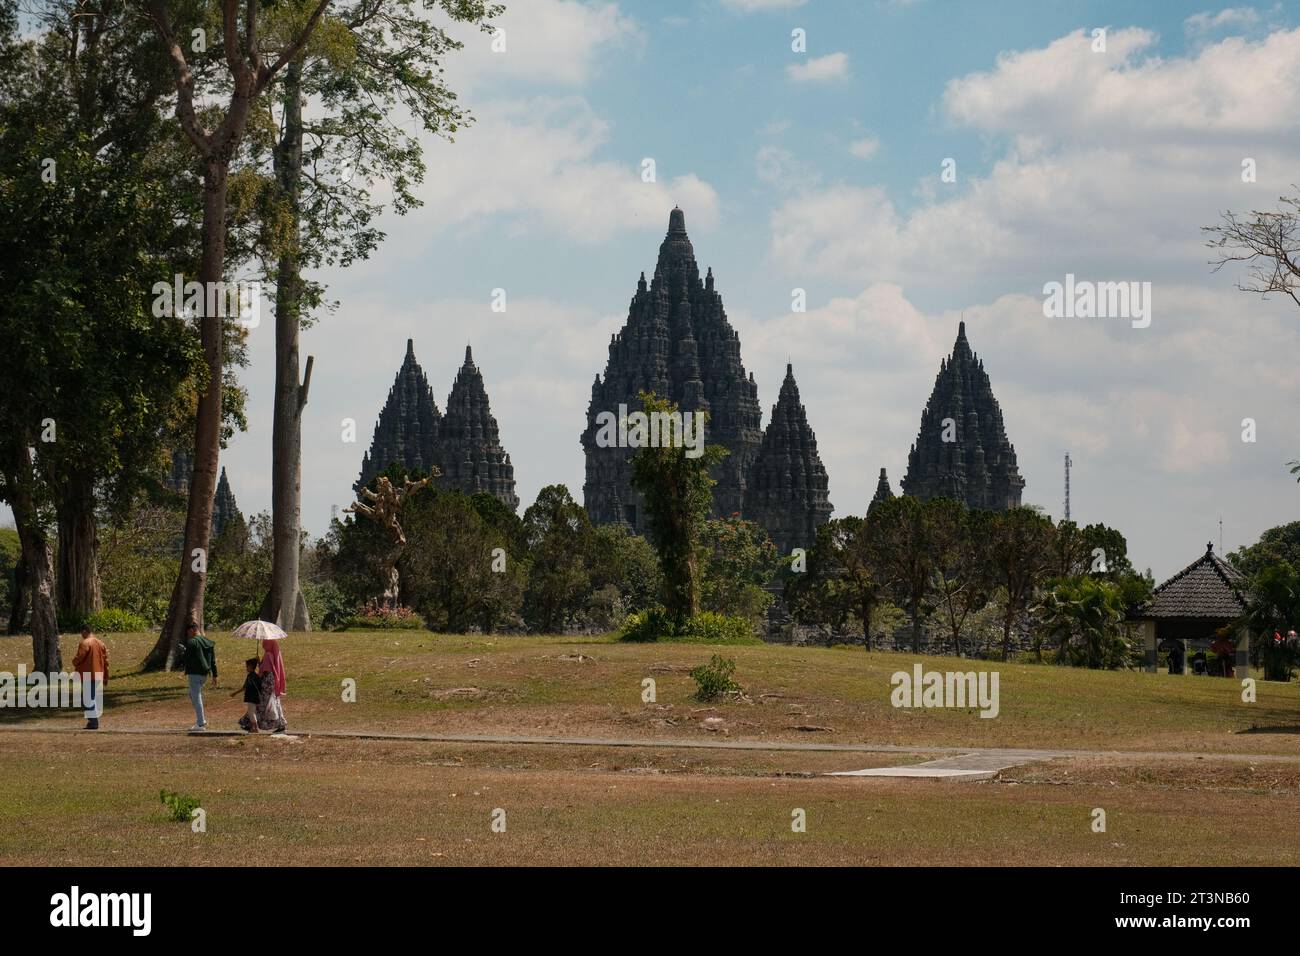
1, 629, 1298, 865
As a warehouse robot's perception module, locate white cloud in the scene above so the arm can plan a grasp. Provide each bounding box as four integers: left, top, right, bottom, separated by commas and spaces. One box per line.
786, 52, 850, 84
848, 136, 880, 160
721, 0, 808, 11
769, 27, 1300, 284
944, 26, 1300, 143
449, 0, 642, 90
756, 145, 821, 191
417, 96, 719, 243
1185, 7, 1262, 36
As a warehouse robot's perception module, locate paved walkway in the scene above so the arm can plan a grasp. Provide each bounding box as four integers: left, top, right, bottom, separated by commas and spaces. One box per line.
2, 724, 1299, 769
830, 752, 1051, 781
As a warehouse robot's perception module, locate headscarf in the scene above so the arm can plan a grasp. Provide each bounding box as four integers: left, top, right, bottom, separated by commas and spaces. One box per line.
259, 639, 286, 697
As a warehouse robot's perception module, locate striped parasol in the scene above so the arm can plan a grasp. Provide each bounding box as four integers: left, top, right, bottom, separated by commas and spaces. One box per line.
232, 619, 288, 642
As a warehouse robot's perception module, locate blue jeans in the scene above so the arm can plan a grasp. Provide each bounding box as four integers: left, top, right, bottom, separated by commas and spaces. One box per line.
188, 674, 207, 726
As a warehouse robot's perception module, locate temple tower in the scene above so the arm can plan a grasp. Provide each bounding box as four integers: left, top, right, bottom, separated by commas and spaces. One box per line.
901, 322, 1024, 509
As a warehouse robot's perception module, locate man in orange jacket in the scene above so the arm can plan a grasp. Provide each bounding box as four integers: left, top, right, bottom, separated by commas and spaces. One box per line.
71, 625, 108, 730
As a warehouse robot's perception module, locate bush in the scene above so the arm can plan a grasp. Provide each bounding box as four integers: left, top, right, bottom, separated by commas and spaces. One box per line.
679, 612, 757, 644
691, 654, 740, 701
159, 789, 201, 823
617, 606, 676, 642
82, 607, 149, 634
343, 600, 425, 630
617, 607, 758, 644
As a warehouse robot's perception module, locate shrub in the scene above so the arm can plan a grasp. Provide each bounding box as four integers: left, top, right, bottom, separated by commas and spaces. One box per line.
617, 606, 676, 642
343, 600, 425, 630
691, 654, 740, 701
81, 607, 150, 634
617, 607, 758, 644
679, 612, 757, 644
159, 789, 201, 823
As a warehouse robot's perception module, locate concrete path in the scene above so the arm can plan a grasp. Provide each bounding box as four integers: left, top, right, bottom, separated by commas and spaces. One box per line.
2, 723, 1299, 766
829, 751, 1052, 781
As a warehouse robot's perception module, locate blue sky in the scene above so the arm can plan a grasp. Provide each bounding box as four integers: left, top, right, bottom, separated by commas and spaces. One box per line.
197, 1, 1300, 579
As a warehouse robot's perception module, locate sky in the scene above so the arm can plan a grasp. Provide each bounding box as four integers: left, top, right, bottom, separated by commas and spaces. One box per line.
208, 0, 1300, 581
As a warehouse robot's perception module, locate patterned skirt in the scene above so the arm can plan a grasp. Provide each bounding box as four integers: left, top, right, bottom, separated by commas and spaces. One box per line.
256, 672, 287, 732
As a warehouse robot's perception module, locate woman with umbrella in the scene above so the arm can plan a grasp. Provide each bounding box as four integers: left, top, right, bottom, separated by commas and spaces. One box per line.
233, 620, 289, 734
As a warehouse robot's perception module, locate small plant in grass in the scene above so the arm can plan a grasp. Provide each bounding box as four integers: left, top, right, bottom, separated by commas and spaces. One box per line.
691, 654, 740, 702
160, 789, 201, 822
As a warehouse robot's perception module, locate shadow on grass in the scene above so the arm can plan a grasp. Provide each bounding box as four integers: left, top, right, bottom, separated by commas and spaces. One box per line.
0, 683, 187, 724
1237, 725, 1300, 735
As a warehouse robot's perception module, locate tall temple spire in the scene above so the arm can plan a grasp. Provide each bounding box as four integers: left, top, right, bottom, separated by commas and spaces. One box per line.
743, 364, 832, 554
355, 340, 442, 493
439, 344, 518, 511
901, 322, 1024, 509
870, 467, 894, 509
582, 207, 763, 530
212, 466, 243, 538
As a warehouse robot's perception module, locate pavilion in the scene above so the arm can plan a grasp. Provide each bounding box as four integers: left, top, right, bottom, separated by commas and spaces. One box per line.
1130, 542, 1251, 677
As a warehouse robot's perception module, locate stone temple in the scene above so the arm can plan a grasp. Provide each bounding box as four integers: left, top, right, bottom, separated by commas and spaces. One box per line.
582, 207, 832, 553
900, 321, 1024, 510
356, 340, 518, 510
743, 364, 833, 554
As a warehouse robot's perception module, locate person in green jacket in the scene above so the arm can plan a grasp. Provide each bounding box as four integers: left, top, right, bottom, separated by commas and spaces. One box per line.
182, 621, 218, 732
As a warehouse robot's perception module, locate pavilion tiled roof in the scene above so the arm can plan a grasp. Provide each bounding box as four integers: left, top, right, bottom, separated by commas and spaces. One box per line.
1134, 543, 1249, 620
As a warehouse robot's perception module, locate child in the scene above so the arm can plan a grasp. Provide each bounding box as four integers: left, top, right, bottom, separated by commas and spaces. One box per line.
233, 657, 261, 732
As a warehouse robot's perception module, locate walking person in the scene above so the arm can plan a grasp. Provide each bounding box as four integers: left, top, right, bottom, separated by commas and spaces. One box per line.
71, 625, 108, 730
256, 638, 287, 734
182, 621, 218, 732
232, 657, 261, 733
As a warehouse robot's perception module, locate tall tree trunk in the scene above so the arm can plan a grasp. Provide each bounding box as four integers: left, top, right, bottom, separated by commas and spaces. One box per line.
56, 470, 101, 621
8, 554, 28, 635
143, 159, 230, 670
910, 597, 921, 653
6, 446, 61, 671
261, 60, 312, 632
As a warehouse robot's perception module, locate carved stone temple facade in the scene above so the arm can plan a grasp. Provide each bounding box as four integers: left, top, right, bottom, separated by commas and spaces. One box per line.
356, 340, 518, 511
900, 321, 1024, 510
581, 208, 833, 554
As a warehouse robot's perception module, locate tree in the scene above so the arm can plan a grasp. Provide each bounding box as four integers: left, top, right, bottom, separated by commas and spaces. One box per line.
699, 516, 778, 624
1230, 521, 1300, 578
399, 489, 524, 633
256, 0, 497, 631
928, 499, 986, 657
787, 516, 884, 647
585, 524, 661, 626
629, 392, 728, 628
0, 1, 205, 632
522, 484, 590, 633
1205, 192, 1300, 309
866, 495, 937, 653
1205, 194, 1300, 483
1039, 576, 1129, 669
974, 506, 1056, 661
140, 0, 334, 670
1240, 561, 1300, 681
